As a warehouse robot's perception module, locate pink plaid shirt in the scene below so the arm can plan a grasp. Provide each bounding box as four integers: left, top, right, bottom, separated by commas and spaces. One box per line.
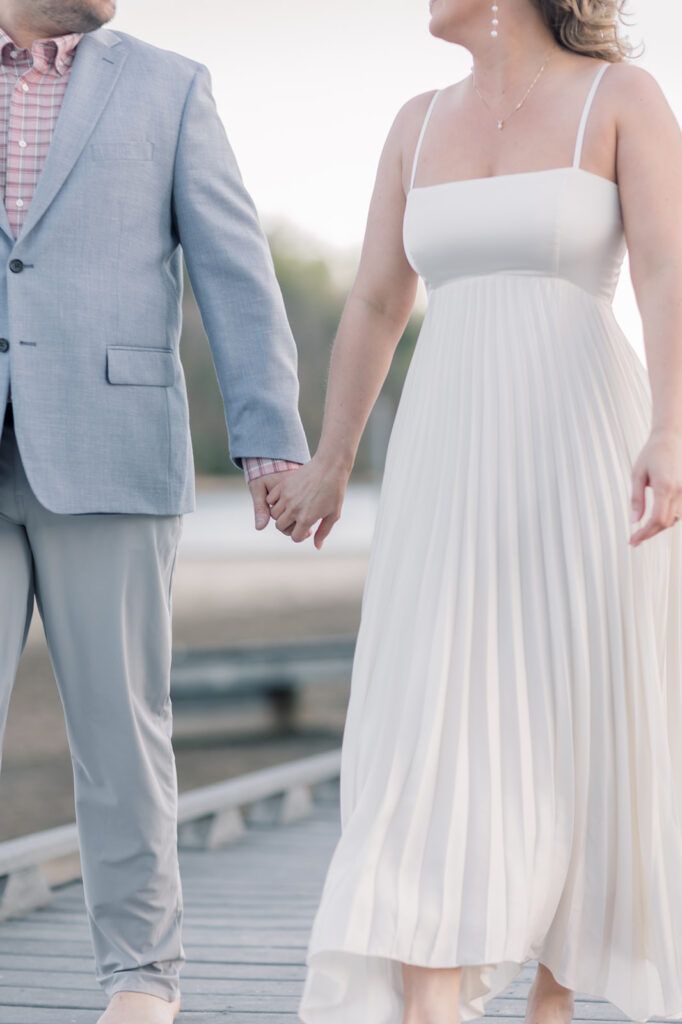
0, 26, 301, 485
0, 28, 82, 237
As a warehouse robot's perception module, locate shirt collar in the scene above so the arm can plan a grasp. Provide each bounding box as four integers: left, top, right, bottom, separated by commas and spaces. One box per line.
0, 27, 83, 76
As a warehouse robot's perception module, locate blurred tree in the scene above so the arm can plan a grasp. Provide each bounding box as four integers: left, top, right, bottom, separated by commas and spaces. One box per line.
179, 227, 423, 478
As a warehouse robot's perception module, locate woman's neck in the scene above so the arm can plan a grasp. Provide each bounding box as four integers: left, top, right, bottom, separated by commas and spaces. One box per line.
463, 6, 561, 98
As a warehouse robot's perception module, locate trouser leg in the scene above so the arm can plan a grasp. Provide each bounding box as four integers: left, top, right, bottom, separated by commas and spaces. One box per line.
0, 416, 35, 768
12, 428, 185, 1000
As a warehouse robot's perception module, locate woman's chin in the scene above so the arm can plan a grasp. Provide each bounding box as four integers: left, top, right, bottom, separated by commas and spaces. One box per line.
428, 15, 444, 39
428, 6, 453, 41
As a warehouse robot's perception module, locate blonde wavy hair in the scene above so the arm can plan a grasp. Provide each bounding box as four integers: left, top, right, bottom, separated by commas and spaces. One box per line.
530, 0, 635, 61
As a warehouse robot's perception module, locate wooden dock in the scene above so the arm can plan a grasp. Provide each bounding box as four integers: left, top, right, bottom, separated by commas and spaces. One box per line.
0, 772, 654, 1024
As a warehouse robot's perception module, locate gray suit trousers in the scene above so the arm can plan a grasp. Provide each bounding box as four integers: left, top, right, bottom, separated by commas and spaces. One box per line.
0, 407, 185, 1000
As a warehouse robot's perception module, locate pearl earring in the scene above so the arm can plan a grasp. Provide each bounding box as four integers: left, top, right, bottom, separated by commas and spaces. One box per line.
491, 3, 499, 37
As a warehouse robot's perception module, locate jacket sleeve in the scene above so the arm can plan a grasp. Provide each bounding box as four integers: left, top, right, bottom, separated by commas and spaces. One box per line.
171, 64, 311, 469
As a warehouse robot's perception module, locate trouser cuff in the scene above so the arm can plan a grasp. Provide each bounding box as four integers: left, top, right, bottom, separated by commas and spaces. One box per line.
104, 968, 182, 1003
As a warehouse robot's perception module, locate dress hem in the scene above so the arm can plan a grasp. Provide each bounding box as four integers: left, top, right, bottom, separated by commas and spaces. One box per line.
299, 944, 682, 1024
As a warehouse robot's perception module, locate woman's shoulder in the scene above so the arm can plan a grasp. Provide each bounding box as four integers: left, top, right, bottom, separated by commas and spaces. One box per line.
392, 79, 467, 127
378, 90, 440, 176
388, 79, 467, 149
553, 55, 673, 142
596, 60, 669, 117
390, 89, 439, 140
599, 58, 656, 88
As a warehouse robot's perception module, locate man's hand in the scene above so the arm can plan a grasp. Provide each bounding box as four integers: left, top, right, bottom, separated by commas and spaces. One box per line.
248, 468, 302, 531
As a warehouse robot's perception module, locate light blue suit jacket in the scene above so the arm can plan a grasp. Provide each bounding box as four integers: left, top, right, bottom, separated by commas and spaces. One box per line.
0, 28, 311, 514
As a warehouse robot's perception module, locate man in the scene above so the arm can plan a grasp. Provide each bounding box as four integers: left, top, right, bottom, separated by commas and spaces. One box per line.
0, 1, 309, 1021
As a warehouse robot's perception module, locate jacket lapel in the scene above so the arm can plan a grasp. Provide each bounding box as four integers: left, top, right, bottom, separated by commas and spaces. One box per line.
17, 28, 128, 243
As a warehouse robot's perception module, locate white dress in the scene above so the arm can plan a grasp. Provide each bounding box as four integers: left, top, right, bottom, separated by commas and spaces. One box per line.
298, 62, 682, 1024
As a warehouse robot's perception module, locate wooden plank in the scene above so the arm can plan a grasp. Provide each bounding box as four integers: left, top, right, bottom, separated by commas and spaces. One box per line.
0, 938, 308, 963
28, 913, 319, 929
485, 1001, 645, 1020
0, 1012, 301, 1024
0, 988, 303, 1011
0, 923, 313, 946
0, 971, 306, 993
0, 937, 94, 956
54, 889, 328, 906
0, 1016, 636, 1024
0, 957, 306, 980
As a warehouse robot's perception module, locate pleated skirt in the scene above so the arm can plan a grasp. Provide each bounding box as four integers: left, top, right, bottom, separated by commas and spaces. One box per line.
298, 274, 682, 1024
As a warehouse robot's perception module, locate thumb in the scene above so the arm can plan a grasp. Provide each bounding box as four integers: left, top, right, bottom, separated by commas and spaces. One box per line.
250, 482, 270, 530
631, 463, 648, 523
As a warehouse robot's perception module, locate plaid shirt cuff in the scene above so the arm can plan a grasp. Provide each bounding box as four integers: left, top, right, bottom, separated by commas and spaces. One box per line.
243, 457, 303, 483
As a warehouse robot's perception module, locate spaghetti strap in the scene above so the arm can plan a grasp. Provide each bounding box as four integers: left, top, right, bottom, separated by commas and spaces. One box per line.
572, 63, 611, 169
410, 90, 442, 191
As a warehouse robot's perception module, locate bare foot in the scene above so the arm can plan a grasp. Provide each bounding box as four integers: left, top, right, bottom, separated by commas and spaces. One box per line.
525, 964, 574, 1024
97, 991, 181, 1024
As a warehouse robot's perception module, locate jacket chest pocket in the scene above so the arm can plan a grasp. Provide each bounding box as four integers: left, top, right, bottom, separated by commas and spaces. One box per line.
89, 141, 155, 162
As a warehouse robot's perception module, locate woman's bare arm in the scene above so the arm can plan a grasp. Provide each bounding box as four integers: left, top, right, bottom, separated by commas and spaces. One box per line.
267, 93, 434, 547
615, 64, 682, 545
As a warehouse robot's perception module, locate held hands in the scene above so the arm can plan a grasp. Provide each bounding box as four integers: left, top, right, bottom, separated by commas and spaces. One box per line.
248, 468, 301, 532
630, 430, 682, 546
251, 458, 347, 550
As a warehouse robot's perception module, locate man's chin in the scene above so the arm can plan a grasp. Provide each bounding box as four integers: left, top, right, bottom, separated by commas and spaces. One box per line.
77, 2, 116, 32
41, 0, 116, 35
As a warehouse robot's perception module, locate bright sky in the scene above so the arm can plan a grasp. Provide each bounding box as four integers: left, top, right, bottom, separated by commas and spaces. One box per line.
110, 1, 681, 359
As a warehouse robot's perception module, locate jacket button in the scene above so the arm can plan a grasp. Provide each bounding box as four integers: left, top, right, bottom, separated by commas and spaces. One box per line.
9, 259, 24, 273
0, 339, 8, 353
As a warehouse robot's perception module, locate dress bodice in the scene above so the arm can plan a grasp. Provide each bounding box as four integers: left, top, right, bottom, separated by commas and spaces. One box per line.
402, 62, 626, 302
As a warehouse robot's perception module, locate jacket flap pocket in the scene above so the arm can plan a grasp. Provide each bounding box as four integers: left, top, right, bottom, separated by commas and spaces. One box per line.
107, 346, 175, 387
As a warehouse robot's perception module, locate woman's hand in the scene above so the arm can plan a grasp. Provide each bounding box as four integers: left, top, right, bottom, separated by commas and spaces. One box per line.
266, 457, 350, 550
630, 430, 682, 546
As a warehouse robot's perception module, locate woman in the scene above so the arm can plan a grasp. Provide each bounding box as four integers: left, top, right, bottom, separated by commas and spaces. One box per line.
267, 1, 682, 1021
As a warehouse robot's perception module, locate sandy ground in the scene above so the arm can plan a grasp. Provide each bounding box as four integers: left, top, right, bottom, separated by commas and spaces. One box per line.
0, 552, 368, 842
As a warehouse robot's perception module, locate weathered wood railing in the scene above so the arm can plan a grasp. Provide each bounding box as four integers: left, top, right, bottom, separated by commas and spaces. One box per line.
0, 748, 341, 923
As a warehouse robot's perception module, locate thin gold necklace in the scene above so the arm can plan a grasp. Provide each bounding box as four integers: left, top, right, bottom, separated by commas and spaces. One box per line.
471, 51, 554, 131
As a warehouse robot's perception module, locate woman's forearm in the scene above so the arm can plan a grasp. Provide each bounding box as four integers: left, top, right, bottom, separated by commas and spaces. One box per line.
314, 288, 415, 475
635, 263, 682, 437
